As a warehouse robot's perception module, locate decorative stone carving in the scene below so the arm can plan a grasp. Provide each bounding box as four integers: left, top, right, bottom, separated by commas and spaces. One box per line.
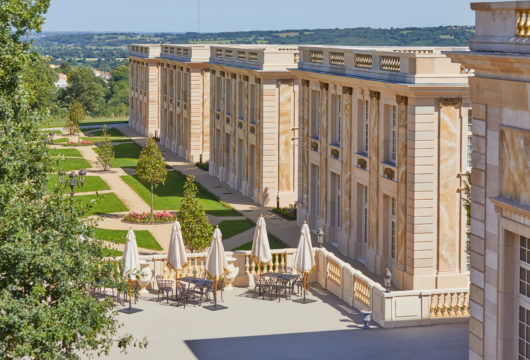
331, 148, 340, 159
223, 256, 239, 290
439, 97, 462, 107
384, 167, 395, 180
358, 158, 367, 170
311, 140, 319, 152
369, 90, 380, 100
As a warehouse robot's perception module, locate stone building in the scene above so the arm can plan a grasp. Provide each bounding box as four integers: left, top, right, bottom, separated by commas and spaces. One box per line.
158, 44, 211, 162
293, 46, 472, 290
128, 44, 161, 137
208, 45, 299, 207
447, 2, 530, 359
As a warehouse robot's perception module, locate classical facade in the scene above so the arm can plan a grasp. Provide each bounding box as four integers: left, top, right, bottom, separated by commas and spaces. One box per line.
293, 46, 472, 290
128, 44, 161, 137
448, 2, 530, 359
158, 45, 210, 162
208, 45, 299, 207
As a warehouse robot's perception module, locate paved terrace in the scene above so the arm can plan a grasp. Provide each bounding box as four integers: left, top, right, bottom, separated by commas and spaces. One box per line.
99, 285, 468, 360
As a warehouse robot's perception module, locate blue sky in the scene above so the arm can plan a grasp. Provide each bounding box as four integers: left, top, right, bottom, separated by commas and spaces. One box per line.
43, 0, 476, 33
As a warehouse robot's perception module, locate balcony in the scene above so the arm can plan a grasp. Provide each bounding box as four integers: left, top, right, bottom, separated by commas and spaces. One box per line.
102, 248, 469, 359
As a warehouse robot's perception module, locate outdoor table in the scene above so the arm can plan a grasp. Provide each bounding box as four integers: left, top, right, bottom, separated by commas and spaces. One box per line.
178, 277, 214, 303
261, 273, 299, 300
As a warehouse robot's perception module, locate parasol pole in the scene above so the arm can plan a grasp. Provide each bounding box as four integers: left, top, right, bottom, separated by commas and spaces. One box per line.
128, 277, 132, 311
304, 273, 307, 302
214, 279, 218, 308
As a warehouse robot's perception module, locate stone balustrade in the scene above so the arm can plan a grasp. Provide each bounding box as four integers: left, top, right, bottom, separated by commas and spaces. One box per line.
470, 1, 530, 54
129, 44, 161, 59
210, 45, 299, 71
159, 44, 210, 63
104, 247, 468, 328
298, 45, 468, 84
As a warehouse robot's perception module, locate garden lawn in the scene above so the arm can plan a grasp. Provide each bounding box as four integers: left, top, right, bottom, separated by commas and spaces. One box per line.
50, 148, 83, 157
121, 171, 240, 216
48, 175, 109, 193
75, 193, 128, 215
93, 228, 162, 251
53, 137, 69, 144
85, 127, 125, 138
41, 116, 128, 128
113, 142, 142, 168
218, 219, 255, 240
82, 136, 130, 143
101, 247, 123, 257
54, 157, 92, 171
234, 233, 289, 251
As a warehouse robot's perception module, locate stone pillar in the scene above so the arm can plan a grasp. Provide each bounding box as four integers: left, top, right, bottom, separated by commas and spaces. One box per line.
438, 98, 462, 277
396, 95, 408, 269
243, 76, 249, 194
368, 90, 380, 252
301, 80, 310, 223
255, 79, 262, 194
231, 74, 237, 186
319, 83, 329, 226
278, 80, 294, 205
342, 87, 353, 247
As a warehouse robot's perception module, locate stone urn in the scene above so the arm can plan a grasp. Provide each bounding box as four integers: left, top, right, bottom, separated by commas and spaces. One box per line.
137, 260, 153, 295
223, 256, 239, 291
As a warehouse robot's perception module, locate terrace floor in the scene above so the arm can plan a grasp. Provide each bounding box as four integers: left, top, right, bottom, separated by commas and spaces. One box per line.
98, 284, 468, 360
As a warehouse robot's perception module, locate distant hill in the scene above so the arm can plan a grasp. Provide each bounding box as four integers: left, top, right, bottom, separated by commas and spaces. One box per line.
32, 26, 474, 71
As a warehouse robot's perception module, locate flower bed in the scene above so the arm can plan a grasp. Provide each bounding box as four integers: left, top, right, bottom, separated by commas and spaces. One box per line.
123, 211, 176, 224
63, 140, 93, 147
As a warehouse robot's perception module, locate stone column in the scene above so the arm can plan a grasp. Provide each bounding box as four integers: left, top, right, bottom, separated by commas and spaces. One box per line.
231, 74, 237, 186
368, 90, 380, 251
243, 76, 249, 194
319, 83, 329, 226
301, 80, 310, 222
255, 78, 262, 193
342, 87, 353, 243
278, 80, 294, 204
396, 95, 408, 269
438, 97, 462, 273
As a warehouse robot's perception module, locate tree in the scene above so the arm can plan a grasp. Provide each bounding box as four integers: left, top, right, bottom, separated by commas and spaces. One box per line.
136, 138, 167, 219
178, 174, 213, 252
94, 125, 115, 171
65, 99, 85, 136
21, 56, 58, 110
0, 1, 144, 357
60, 67, 107, 115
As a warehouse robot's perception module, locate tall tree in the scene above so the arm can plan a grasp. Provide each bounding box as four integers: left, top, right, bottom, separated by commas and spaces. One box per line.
66, 99, 85, 136
178, 174, 213, 252
0, 1, 144, 357
136, 138, 167, 219
94, 125, 115, 171
60, 67, 107, 115
21, 56, 58, 111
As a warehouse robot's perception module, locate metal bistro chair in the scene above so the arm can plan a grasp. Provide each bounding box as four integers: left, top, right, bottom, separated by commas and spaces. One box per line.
253, 274, 268, 299
155, 275, 174, 303
176, 281, 190, 308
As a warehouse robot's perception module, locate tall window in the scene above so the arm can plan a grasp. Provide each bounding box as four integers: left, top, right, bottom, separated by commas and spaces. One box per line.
361, 185, 368, 245
330, 95, 341, 146
310, 90, 320, 139
519, 236, 530, 359
390, 197, 396, 260
362, 101, 369, 153
168, 68, 174, 97
226, 78, 232, 115
183, 72, 189, 103
237, 81, 244, 119
215, 77, 222, 111
390, 105, 397, 164
467, 109, 472, 169
176, 69, 182, 100
249, 84, 256, 123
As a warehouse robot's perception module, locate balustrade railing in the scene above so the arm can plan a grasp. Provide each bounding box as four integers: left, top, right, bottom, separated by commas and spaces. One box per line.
429, 290, 469, 318
355, 54, 373, 69
329, 52, 345, 66
327, 259, 341, 286
310, 50, 324, 64
381, 56, 400, 72
245, 249, 297, 275
353, 275, 371, 307
517, 10, 530, 37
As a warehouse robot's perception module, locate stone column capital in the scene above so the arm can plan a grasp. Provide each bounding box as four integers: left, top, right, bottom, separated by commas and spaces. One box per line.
320, 82, 329, 91
342, 86, 353, 95
396, 95, 408, 105
369, 90, 380, 100
439, 97, 462, 107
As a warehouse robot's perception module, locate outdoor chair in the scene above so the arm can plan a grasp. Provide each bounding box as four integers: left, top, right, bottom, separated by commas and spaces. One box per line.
176, 281, 190, 308
122, 281, 140, 304
155, 275, 174, 303
253, 274, 268, 299
269, 277, 290, 302
295, 276, 305, 296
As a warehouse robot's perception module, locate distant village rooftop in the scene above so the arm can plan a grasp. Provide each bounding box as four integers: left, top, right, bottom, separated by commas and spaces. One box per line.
296, 45, 470, 85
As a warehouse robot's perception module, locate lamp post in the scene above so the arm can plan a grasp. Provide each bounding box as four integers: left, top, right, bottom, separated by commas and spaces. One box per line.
58, 169, 87, 214
383, 268, 392, 293
47, 132, 54, 144
316, 227, 324, 248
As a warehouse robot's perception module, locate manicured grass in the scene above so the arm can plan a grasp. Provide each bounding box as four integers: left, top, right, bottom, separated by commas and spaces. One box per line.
82, 136, 130, 143
50, 148, 83, 157
48, 175, 109, 193
76, 193, 128, 215
54, 157, 92, 171
41, 116, 128, 128
121, 171, 240, 216
85, 127, 125, 138
41, 130, 62, 135
101, 247, 123, 258
234, 233, 289, 251
93, 228, 162, 251
218, 219, 255, 240
113, 142, 142, 168
53, 137, 69, 144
